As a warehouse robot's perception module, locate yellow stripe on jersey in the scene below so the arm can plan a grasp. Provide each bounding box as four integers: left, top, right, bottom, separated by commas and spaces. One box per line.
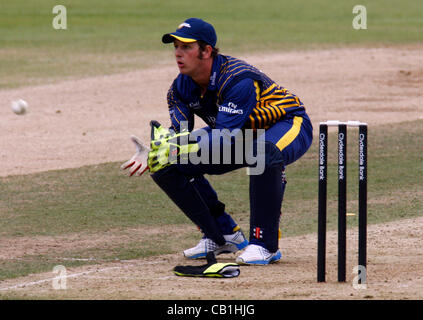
249, 85, 299, 127
254, 80, 260, 100
252, 108, 262, 128
218, 65, 260, 98
264, 101, 280, 118
248, 81, 261, 129
257, 106, 268, 124
264, 103, 278, 119
265, 100, 283, 118
276, 116, 303, 151
246, 80, 304, 130
262, 85, 287, 98
172, 113, 180, 125
257, 103, 271, 122
261, 83, 277, 96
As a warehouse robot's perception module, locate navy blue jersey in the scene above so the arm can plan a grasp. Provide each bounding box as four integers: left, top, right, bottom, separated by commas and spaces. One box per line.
167, 54, 308, 132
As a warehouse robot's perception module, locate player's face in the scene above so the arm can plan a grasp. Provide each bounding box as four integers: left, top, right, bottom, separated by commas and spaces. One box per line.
173, 40, 202, 76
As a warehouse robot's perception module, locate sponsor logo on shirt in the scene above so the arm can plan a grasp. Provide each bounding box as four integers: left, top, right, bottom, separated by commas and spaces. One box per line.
210, 72, 217, 86
189, 101, 201, 109
218, 102, 243, 115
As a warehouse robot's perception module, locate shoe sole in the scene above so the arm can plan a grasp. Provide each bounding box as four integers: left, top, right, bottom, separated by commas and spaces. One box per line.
236, 251, 282, 265
184, 239, 249, 259
184, 252, 208, 259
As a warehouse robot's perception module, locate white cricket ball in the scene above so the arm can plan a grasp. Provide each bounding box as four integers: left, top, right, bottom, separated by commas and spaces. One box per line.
11, 99, 28, 115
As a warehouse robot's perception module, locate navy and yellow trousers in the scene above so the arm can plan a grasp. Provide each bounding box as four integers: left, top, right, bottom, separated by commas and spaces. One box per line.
151, 115, 313, 252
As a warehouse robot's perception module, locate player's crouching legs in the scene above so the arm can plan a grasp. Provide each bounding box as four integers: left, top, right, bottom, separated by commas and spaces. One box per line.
150, 165, 226, 247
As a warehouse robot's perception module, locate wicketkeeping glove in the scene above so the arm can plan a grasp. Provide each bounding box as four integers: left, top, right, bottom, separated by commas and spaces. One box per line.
147, 121, 199, 173
150, 120, 172, 145
121, 135, 150, 176
173, 252, 240, 278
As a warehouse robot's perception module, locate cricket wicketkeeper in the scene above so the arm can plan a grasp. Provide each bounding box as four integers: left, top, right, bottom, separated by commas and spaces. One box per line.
122, 18, 313, 265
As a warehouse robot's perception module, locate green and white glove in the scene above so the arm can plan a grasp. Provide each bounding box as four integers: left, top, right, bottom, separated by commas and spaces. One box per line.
167, 130, 200, 163
173, 252, 240, 278
148, 121, 199, 173
121, 135, 151, 177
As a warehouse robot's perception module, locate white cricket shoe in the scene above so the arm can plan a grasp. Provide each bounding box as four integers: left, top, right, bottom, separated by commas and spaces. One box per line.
236, 244, 282, 265
183, 230, 249, 259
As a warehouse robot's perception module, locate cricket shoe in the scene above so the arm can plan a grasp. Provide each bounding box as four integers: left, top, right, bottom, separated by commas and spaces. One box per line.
236, 244, 282, 265
183, 230, 249, 259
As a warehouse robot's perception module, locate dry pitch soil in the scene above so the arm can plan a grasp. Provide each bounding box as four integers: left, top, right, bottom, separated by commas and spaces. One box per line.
0, 45, 422, 299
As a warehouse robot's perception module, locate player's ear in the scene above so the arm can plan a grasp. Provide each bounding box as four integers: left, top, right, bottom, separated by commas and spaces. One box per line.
198, 41, 213, 59
204, 44, 213, 59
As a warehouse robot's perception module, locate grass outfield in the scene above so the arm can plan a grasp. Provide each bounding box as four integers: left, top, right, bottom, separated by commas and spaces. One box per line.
1, 120, 422, 280
1, 0, 422, 88
1, 0, 422, 283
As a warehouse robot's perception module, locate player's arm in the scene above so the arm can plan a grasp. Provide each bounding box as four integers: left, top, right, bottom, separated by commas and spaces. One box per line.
198, 78, 258, 152
215, 78, 258, 131
122, 84, 197, 176
167, 84, 194, 133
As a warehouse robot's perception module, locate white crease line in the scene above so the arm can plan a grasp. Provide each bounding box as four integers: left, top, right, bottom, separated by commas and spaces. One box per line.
0, 266, 121, 291
157, 276, 175, 280
53, 257, 99, 261
0, 260, 165, 291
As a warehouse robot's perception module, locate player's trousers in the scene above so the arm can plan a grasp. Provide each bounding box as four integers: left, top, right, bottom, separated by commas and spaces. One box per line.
151, 115, 313, 252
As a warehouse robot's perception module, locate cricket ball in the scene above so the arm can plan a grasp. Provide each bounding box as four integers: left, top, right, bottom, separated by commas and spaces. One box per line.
11, 99, 28, 115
